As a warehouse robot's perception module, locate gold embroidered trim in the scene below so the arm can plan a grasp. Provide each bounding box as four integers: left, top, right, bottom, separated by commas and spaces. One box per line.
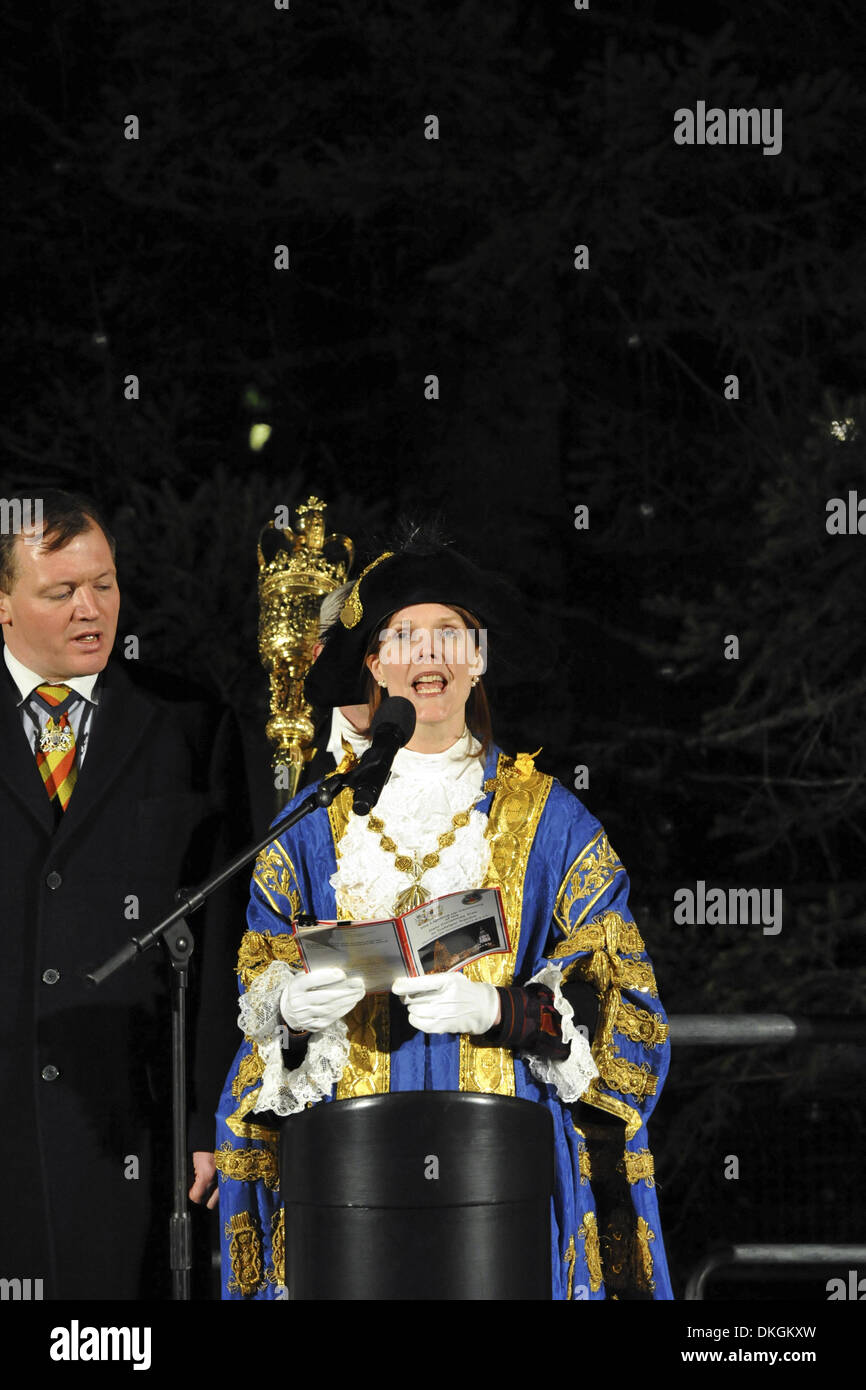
614, 997, 669, 1049
567, 954, 658, 1000
215, 1139, 279, 1190
328, 783, 355, 858
237, 928, 304, 988
226, 1115, 279, 1142
325, 780, 392, 1097
615, 960, 658, 996
551, 910, 646, 962
592, 991, 659, 1101
336, 993, 391, 1098
578, 1210, 603, 1293
224, 1211, 264, 1298
252, 842, 303, 916
581, 1079, 643, 1141
231, 1047, 265, 1098
621, 1148, 655, 1186
635, 1216, 656, 1292
577, 1141, 592, 1184
553, 832, 626, 934
268, 1207, 286, 1287
226, 1085, 279, 1142
597, 1051, 657, 1100
339, 550, 394, 628
564, 1235, 577, 1300
459, 752, 552, 1096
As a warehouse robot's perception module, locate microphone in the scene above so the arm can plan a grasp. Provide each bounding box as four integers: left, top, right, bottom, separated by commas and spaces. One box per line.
348, 696, 416, 815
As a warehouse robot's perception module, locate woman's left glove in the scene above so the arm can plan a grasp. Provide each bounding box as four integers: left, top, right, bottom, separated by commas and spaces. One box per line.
392, 974, 500, 1035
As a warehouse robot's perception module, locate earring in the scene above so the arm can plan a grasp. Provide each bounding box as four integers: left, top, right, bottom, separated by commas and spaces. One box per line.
471, 677, 479, 687
379, 681, 387, 689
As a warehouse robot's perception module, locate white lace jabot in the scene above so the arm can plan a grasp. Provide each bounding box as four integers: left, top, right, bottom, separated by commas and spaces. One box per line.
330, 729, 491, 920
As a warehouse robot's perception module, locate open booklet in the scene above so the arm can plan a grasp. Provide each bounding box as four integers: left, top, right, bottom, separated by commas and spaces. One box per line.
292, 887, 510, 994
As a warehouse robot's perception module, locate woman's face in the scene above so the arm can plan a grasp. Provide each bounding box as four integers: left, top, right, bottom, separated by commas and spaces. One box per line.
366, 602, 484, 742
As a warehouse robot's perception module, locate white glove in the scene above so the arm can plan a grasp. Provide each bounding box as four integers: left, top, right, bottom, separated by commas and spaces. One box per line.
279, 967, 366, 1032
392, 974, 500, 1035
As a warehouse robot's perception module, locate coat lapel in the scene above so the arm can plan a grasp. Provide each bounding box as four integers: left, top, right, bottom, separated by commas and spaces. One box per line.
0, 660, 55, 836
53, 660, 158, 848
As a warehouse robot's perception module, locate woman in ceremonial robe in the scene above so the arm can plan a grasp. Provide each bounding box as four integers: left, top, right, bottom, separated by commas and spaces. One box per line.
215, 536, 673, 1300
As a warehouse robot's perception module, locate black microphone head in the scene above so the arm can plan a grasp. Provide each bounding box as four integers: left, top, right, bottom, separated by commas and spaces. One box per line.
370, 695, 416, 746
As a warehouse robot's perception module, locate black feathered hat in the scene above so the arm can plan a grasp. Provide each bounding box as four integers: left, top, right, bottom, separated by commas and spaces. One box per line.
305, 525, 520, 708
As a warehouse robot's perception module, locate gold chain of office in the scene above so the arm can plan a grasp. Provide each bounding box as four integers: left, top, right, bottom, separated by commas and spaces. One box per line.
367, 805, 475, 913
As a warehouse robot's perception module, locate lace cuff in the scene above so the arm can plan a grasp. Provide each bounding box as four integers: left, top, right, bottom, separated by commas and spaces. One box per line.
521, 961, 599, 1103
237, 961, 350, 1118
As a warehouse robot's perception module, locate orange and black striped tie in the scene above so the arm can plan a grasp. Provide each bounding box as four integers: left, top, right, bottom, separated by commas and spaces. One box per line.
35, 683, 78, 811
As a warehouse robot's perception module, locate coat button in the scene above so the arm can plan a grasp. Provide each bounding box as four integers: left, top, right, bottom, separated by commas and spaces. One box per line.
41, 1064, 60, 1082
42, 968, 60, 985
46, 871, 62, 890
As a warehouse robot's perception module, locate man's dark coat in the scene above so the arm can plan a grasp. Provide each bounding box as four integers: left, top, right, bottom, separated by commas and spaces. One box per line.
0, 657, 248, 1299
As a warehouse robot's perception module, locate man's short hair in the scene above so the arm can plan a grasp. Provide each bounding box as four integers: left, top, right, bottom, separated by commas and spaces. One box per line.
0, 489, 116, 592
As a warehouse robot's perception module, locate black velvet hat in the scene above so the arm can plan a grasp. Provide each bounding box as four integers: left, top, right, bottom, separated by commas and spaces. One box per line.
305, 529, 519, 708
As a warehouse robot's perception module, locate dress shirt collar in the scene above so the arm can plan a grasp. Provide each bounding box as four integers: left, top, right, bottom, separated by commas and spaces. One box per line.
325, 705, 371, 763
3, 644, 101, 706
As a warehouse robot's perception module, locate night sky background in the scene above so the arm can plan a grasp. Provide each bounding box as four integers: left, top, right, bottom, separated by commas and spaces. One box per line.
7, 0, 866, 1299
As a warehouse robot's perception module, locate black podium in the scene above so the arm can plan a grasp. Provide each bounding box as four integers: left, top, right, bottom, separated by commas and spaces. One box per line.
279, 1091, 553, 1300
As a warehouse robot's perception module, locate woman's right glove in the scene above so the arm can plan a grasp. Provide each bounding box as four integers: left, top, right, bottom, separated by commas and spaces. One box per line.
279, 966, 366, 1032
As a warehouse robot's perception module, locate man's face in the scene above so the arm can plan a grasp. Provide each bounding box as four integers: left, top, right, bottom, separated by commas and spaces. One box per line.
0, 524, 120, 680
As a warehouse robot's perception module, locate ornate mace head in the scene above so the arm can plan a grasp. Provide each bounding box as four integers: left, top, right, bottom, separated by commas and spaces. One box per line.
257, 496, 354, 796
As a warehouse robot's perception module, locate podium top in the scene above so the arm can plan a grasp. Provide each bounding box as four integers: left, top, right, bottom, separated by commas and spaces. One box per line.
280, 1091, 554, 1208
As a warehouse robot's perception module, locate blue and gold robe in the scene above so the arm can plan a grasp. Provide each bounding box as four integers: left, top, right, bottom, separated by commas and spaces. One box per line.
215, 746, 673, 1300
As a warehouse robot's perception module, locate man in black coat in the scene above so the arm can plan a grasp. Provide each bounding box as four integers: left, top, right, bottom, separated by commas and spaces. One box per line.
0, 491, 248, 1299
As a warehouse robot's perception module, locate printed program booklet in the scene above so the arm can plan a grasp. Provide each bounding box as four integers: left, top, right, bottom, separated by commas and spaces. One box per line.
292, 887, 509, 993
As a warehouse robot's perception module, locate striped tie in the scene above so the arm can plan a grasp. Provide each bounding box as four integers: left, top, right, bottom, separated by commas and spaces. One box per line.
34, 683, 78, 811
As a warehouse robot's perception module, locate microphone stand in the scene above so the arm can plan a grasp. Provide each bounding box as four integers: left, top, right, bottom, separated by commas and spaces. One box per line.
86, 768, 357, 1301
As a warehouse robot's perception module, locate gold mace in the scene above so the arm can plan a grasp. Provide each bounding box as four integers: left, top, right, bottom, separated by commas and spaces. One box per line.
257, 496, 354, 804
